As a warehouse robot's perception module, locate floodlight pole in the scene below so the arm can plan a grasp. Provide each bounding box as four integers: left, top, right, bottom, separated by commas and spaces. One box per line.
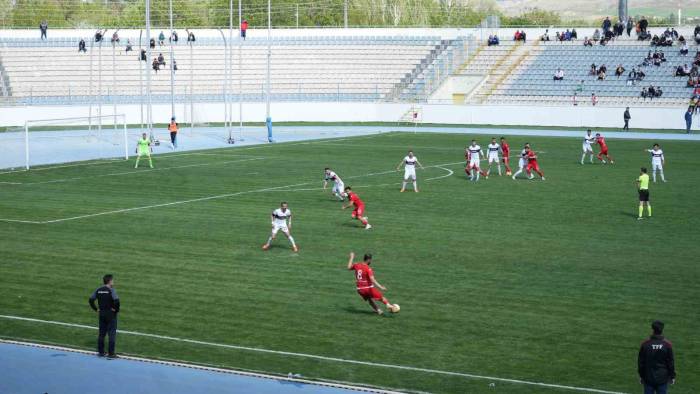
218, 29, 228, 137
139, 29, 144, 131
98, 37, 102, 137
344, 0, 348, 28
238, 0, 243, 141
190, 37, 193, 135
169, 0, 175, 119
145, 0, 154, 139
88, 38, 93, 132
227, 0, 234, 144
112, 36, 117, 133
266, 0, 272, 143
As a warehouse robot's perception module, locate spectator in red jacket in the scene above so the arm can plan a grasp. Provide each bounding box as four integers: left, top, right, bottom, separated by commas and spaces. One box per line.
241, 19, 248, 40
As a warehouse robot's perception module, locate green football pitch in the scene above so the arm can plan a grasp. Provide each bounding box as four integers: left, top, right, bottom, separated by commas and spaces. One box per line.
0, 132, 698, 393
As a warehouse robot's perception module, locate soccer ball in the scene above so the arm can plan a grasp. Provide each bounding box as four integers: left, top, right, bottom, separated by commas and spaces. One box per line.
389, 304, 400, 313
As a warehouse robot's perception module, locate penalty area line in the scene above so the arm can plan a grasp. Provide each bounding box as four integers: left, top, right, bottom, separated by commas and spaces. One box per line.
0, 315, 625, 394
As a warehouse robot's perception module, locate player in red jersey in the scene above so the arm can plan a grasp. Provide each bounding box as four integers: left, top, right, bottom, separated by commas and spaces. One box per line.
525, 146, 545, 180
595, 133, 615, 164
500, 137, 512, 176
347, 252, 396, 315
342, 186, 372, 230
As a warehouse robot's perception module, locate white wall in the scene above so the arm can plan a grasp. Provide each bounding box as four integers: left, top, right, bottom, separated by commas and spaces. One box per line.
0, 102, 689, 130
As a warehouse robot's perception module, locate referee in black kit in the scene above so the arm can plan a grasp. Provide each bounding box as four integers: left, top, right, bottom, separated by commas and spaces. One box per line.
89, 274, 120, 358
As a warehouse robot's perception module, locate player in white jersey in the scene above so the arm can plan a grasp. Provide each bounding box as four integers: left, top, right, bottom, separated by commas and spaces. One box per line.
581, 129, 596, 164
645, 143, 666, 182
485, 137, 502, 178
466, 140, 485, 181
262, 202, 298, 252
323, 168, 345, 201
396, 150, 424, 192
511, 142, 531, 180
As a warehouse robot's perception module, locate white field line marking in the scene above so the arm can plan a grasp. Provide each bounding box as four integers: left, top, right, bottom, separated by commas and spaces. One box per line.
0, 162, 464, 224
425, 166, 454, 181
0, 339, 401, 394
20, 157, 266, 186
0, 315, 626, 394
0, 181, 23, 185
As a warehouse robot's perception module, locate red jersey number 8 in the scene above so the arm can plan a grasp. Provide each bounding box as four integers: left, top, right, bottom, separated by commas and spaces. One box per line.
356, 271, 363, 280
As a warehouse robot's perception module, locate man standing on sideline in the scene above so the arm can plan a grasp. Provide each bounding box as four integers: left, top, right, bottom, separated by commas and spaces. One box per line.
636, 167, 652, 220
241, 19, 248, 40
638, 320, 676, 394
168, 117, 178, 149
685, 108, 693, 134
39, 20, 48, 40
624, 107, 631, 131
89, 274, 120, 358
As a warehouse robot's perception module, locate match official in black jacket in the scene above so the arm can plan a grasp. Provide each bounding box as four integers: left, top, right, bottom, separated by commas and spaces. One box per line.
89, 274, 120, 358
638, 320, 676, 394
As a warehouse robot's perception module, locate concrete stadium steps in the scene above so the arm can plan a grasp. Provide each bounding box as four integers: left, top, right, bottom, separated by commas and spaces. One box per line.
0, 39, 440, 101
484, 39, 699, 106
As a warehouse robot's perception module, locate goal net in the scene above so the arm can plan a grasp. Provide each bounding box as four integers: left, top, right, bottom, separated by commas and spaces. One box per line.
8, 114, 129, 170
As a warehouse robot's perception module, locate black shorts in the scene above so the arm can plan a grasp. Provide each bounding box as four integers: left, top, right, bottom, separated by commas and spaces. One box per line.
639, 189, 650, 202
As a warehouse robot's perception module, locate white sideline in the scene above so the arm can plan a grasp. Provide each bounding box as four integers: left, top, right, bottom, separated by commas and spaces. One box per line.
0, 339, 399, 394
0, 315, 626, 394
0, 162, 462, 225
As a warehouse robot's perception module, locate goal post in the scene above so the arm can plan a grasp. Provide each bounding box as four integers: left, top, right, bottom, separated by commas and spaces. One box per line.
22, 114, 128, 170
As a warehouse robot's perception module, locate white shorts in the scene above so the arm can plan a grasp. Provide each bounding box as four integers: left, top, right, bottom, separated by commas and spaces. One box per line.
518, 158, 526, 169
271, 223, 289, 236
652, 162, 663, 171
332, 181, 345, 194
582, 143, 593, 153
404, 167, 416, 180
488, 154, 499, 163
469, 159, 480, 169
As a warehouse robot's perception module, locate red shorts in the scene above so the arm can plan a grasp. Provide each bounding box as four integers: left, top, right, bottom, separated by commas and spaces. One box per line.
526, 162, 540, 172
600, 148, 608, 155
357, 287, 383, 301
502, 156, 510, 164
352, 205, 365, 218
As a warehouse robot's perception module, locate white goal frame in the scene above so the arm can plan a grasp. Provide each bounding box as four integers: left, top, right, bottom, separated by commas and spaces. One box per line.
24, 114, 128, 170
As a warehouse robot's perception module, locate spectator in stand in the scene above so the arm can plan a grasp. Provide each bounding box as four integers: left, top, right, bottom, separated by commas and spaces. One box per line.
95, 29, 106, 42
639, 17, 648, 33
593, 29, 601, 42
686, 107, 694, 133
487, 35, 499, 46
39, 20, 48, 40
170, 30, 179, 44
591, 93, 598, 106
602, 17, 612, 34
589, 64, 597, 75
521, 30, 527, 42
140, 49, 147, 61
571, 28, 578, 39
553, 68, 564, 81
627, 68, 637, 85
241, 19, 249, 40
173, 60, 178, 72
158, 31, 165, 46
615, 64, 625, 78
157, 53, 165, 66
150, 38, 156, 49
186, 29, 196, 44
583, 37, 593, 47
576, 80, 585, 92
540, 29, 550, 41
564, 29, 572, 41
637, 69, 646, 81
152, 58, 160, 73
598, 68, 607, 80
556, 31, 562, 41
695, 31, 700, 45
125, 39, 133, 53
676, 64, 689, 77
111, 30, 120, 46
626, 17, 634, 36
680, 41, 689, 56
78, 39, 87, 53
641, 86, 649, 99
572, 92, 578, 106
